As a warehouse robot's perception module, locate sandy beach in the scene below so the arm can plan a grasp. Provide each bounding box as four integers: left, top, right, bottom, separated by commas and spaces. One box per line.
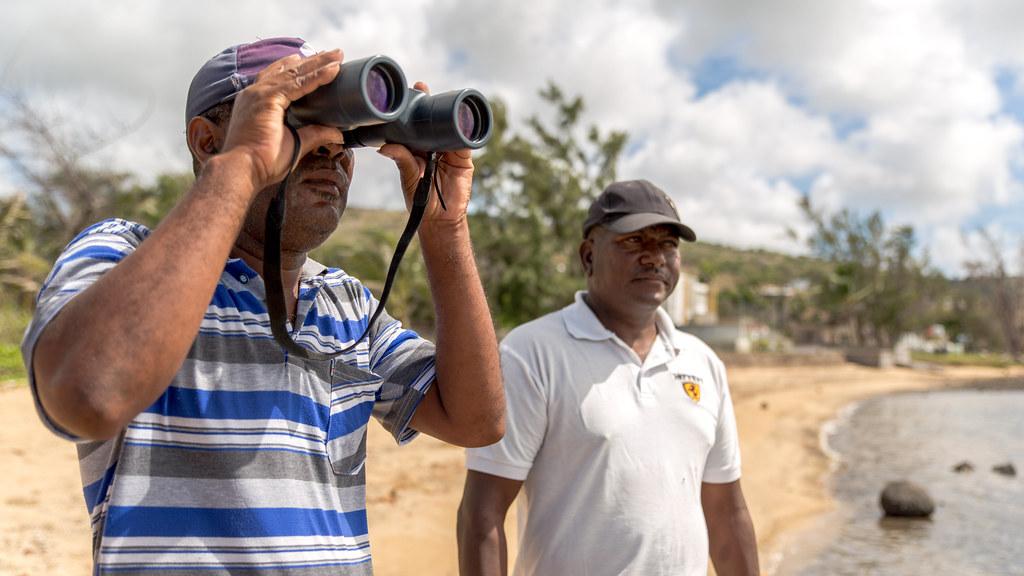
2, 362, 1022, 576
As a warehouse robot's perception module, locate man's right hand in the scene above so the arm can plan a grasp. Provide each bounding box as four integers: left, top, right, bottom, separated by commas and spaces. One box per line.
221, 49, 345, 192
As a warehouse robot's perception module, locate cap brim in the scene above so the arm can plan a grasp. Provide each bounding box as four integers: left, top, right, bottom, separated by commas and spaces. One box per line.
604, 213, 697, 242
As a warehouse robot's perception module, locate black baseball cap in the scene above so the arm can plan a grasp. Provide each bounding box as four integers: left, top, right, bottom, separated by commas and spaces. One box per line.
582, 179, 696, 241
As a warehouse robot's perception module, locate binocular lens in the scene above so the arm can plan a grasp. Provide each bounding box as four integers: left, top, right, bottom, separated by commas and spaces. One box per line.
457, 101, 477, 141
367, 67, 397, 114
456, 95, 490, 143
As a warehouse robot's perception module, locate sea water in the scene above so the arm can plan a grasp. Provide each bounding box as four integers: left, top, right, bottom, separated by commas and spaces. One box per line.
794, 389, 1024, 576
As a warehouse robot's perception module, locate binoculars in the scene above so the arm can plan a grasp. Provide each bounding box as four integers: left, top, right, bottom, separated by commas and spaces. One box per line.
286, 55, 492, 151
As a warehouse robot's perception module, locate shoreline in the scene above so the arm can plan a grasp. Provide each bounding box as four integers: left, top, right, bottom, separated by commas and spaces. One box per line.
1, 364, 1022, 576
727, 364, 1024, 575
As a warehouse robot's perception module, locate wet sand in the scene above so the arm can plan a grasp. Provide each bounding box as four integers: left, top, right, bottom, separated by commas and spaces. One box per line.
2, 363, 1021, 576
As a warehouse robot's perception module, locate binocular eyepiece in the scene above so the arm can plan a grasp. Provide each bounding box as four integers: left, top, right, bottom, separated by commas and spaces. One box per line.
286, 55, 493, 151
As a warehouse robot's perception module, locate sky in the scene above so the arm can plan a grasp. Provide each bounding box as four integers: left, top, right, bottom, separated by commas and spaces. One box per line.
2, 0, 1023, 275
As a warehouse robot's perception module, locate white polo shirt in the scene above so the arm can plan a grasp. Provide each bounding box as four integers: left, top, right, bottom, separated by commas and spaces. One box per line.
466, 292, 741, 576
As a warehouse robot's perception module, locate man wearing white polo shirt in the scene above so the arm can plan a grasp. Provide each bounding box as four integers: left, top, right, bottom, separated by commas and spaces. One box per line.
457, 180, 759, 576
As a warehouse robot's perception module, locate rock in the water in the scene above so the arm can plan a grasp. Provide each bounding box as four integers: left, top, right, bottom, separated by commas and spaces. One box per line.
993, 463, 1017, 477
952, 461, 974, 473
880, 481, 935, 518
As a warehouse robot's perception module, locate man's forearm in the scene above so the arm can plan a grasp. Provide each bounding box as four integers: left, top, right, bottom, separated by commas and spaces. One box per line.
458, 522, 508, 576
708, 506, 759, 576
34, 151, 259, 439
457, 502, 510, 576
417, 219, 503, 445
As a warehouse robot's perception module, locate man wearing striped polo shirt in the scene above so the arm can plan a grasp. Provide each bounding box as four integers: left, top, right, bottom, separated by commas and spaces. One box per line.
21, 38, 503, 575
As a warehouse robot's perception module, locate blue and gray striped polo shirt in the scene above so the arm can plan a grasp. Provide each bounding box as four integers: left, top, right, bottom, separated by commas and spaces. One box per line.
21, 219, 437, 575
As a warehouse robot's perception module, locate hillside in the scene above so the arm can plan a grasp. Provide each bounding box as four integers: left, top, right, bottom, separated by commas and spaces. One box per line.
322, 206, 410, 244
682, 241, 828, 285
320, 207, 827, 286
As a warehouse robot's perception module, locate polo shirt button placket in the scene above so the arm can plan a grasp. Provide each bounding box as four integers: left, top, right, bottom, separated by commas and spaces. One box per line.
637, 368, 657, 403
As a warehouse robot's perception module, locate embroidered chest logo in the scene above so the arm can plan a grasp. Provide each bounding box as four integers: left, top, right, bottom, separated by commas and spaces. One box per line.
674, 372, 704, 403
682, 381, 701, 403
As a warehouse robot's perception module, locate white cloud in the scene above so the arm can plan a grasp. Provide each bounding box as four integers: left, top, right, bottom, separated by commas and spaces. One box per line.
661, 0, 1000, 119
425, 0, 686, 133
820, 114, 1024, 220
929, 225, 974, 276
619, 80, 832, 251
938, 0, 1024, 74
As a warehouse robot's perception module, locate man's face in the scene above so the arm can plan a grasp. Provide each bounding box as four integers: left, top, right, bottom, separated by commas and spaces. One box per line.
283, 143, 355, 250
244, 143, 355, 254
582, 223, 682, 311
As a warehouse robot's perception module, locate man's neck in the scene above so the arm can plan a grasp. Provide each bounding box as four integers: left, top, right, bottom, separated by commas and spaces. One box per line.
231, 238, 306, 318
582, 292, 660, 361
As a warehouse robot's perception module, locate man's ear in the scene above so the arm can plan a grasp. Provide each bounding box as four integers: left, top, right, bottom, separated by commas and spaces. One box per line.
579, 240, 594, 276
186, 116, 225, 167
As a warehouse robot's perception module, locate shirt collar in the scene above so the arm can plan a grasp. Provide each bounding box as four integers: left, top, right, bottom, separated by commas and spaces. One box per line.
562, 291, 615, 342
654, 303, 686, 355
301, 257, 329, 281
224, 257, 328, 280
563, 291, 686, 355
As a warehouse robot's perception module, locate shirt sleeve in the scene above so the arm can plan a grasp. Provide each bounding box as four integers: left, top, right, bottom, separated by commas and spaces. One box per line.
20, 219, 150, 442
702, 357, 742, 483
465, 344, 547, 481
365, 292, 436, 445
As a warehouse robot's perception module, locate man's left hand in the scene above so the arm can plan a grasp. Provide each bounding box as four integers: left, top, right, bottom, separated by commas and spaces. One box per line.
377, 81, 474, 227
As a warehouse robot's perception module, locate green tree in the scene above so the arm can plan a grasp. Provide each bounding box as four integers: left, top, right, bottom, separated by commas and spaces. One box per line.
0, 193, 48, 358
941, 279, 1007, 354
0, 193, 51, 306
113, 173, 192, 230
470, 83, 627, 329
0, 93, 138, 260
799, 197, 942, 346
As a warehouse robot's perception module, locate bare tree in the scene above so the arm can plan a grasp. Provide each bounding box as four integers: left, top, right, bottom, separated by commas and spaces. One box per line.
0, 92, 134, 259
0, 87, 181, 318
963, 229, 1024, 361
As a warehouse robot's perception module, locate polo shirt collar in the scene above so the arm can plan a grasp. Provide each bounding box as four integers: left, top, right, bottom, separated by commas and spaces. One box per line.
563, 291, 686, 355
563, 291, 614, 342
301, 257, 329, 281
224, 257, 328, 284
654, 302, 686, 355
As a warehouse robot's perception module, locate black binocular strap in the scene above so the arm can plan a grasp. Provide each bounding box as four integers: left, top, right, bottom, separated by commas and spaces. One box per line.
264, 125, 440, 361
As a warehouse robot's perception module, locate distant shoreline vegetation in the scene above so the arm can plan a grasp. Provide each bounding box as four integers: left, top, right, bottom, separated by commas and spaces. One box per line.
910, 350, 1022, 369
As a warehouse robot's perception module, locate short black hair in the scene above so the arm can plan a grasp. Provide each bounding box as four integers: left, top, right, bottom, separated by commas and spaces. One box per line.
189, 101, 234, 177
